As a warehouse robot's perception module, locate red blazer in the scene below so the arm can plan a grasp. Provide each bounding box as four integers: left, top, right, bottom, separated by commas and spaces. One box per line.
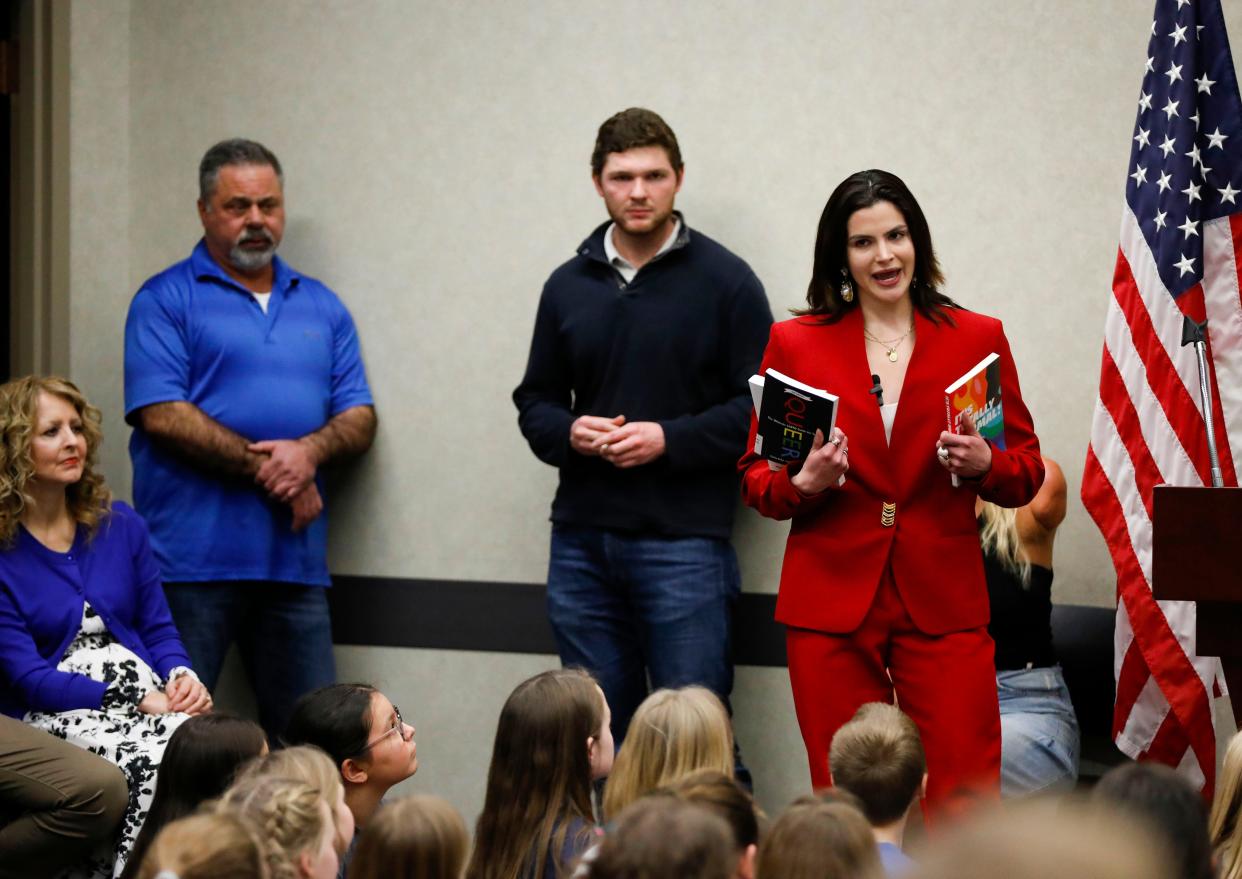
740, 307, 1043, 636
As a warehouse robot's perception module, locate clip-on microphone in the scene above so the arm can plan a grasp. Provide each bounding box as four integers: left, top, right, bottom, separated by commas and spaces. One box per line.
868, 374, 884, 407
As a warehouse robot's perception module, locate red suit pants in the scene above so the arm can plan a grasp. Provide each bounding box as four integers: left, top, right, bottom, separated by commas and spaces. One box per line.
785, 566, 1000, 819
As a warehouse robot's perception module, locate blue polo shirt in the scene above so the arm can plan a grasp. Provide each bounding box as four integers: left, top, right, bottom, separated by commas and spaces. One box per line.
124, 240, 373, 586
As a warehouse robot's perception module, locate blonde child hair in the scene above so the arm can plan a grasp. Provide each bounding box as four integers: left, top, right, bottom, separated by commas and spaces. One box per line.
348, 795, 468, 879
237, 745, 344, 806
234, 745, 352, 854
602, 686, 733, 820
132, 812, 270, 879
217, 775, 335, 879
1211, 730, 1242, 879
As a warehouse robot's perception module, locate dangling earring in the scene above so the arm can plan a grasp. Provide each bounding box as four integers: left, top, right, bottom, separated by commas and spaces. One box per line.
839, 268, 854, 303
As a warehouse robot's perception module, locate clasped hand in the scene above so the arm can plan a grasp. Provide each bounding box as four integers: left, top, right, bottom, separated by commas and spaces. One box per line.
247, 439, 323, 531
138, 674, 212, 716
248, 438, 318, 501
936, 412, 993, 479
571, 415, 666, 469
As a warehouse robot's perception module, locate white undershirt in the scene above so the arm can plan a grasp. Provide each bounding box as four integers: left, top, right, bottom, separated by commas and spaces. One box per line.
604, 219, 681, 283
252, 291, 272, 313
881, 401, 899, 444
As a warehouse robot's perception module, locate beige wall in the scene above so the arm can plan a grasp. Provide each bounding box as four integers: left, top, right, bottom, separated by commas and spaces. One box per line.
54, 0, 1242, 819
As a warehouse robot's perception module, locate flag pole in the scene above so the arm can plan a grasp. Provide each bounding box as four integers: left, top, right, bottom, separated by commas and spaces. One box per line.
1182, 316, 1225, 488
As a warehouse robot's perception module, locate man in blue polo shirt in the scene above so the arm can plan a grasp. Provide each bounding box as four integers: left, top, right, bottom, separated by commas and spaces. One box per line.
124, 138, 377, 739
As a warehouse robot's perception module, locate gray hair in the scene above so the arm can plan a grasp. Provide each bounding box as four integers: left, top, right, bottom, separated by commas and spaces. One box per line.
198, 138, 283, 203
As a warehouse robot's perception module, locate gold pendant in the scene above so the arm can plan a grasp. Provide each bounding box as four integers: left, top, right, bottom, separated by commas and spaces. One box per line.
887, 349, 899, 362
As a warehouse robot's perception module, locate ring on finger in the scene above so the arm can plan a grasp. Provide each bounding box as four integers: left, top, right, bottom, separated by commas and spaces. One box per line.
601, 443, 610, 453
937, 445, 950, 460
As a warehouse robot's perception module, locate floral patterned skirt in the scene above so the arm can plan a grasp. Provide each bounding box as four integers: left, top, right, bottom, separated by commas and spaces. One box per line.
25, 604, 187, 879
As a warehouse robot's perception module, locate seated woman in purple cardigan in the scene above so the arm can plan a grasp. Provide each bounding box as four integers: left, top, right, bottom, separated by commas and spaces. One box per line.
0, 375, 211, 879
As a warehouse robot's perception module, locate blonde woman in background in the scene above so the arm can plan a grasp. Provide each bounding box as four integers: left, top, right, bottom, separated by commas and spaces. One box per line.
217, 775, 341, 879
347, 795, 468, 879
1210, 729, 1242, 879
977, 455, 1078, 796
0, 376, 210, 878
602, 686, 734, 820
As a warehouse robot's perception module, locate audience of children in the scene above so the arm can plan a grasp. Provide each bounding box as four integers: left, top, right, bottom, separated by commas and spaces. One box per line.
8, 647, 1237, 879
828, 703, 925, 875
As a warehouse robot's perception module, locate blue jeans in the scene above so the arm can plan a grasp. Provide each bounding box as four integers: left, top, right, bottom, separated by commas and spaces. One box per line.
546, 525, 742, 759
997, 665, 1080, 797
163, 581, 336, 742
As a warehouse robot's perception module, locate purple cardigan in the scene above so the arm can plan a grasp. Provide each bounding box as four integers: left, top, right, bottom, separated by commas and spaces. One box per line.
0, 501, 192, 717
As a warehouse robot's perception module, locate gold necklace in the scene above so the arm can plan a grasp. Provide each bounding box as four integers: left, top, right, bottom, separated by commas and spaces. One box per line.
863, 322, 915, 363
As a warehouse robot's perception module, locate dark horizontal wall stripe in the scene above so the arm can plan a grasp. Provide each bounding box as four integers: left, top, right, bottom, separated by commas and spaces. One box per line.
328, 575, 789, 667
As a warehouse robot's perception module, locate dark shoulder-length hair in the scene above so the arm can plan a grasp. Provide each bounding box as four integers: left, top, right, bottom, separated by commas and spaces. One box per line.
121, 713, 267, 879
283, 682, 377, 768
797, 169, 959, 324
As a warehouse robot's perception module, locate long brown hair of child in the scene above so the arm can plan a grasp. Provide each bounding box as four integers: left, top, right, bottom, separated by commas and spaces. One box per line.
464, 668, 603, 879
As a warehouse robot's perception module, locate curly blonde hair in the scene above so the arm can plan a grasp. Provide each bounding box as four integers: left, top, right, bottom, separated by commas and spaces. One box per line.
217, 776, 333, 879
0, 375, 111, 546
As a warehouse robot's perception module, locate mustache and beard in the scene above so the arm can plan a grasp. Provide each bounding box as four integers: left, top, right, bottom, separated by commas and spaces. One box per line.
229, 228, 279, 271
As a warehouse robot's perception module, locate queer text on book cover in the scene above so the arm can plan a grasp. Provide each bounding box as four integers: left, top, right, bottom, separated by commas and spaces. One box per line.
944, 352, 1004, 486
751, 369, 838, 469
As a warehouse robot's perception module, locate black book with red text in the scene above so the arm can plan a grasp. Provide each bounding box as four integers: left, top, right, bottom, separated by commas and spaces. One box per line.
751, 368, 839, 470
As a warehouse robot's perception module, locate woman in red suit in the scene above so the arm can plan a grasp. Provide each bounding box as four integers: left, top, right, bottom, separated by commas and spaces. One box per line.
740, 170, 1043, 815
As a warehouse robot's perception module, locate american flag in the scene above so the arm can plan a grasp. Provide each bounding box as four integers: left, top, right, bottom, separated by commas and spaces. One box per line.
1083, 0, 1242, 793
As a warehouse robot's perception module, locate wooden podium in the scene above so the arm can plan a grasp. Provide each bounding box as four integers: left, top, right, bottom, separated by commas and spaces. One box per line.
1152, 485, 1242, 724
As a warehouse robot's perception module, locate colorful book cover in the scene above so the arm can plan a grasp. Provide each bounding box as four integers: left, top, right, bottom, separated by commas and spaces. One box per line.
944, 352, 1004, 485
752, 369, 839, 470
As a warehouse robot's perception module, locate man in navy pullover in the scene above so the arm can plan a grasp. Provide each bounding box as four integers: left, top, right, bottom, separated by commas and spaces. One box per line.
513, 109, 773, 771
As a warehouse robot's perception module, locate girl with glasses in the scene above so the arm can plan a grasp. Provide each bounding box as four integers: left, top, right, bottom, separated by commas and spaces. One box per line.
284, 684, 418, 875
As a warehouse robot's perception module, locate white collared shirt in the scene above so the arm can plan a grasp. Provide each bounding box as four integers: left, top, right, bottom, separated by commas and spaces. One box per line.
603, 218, 681, 284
